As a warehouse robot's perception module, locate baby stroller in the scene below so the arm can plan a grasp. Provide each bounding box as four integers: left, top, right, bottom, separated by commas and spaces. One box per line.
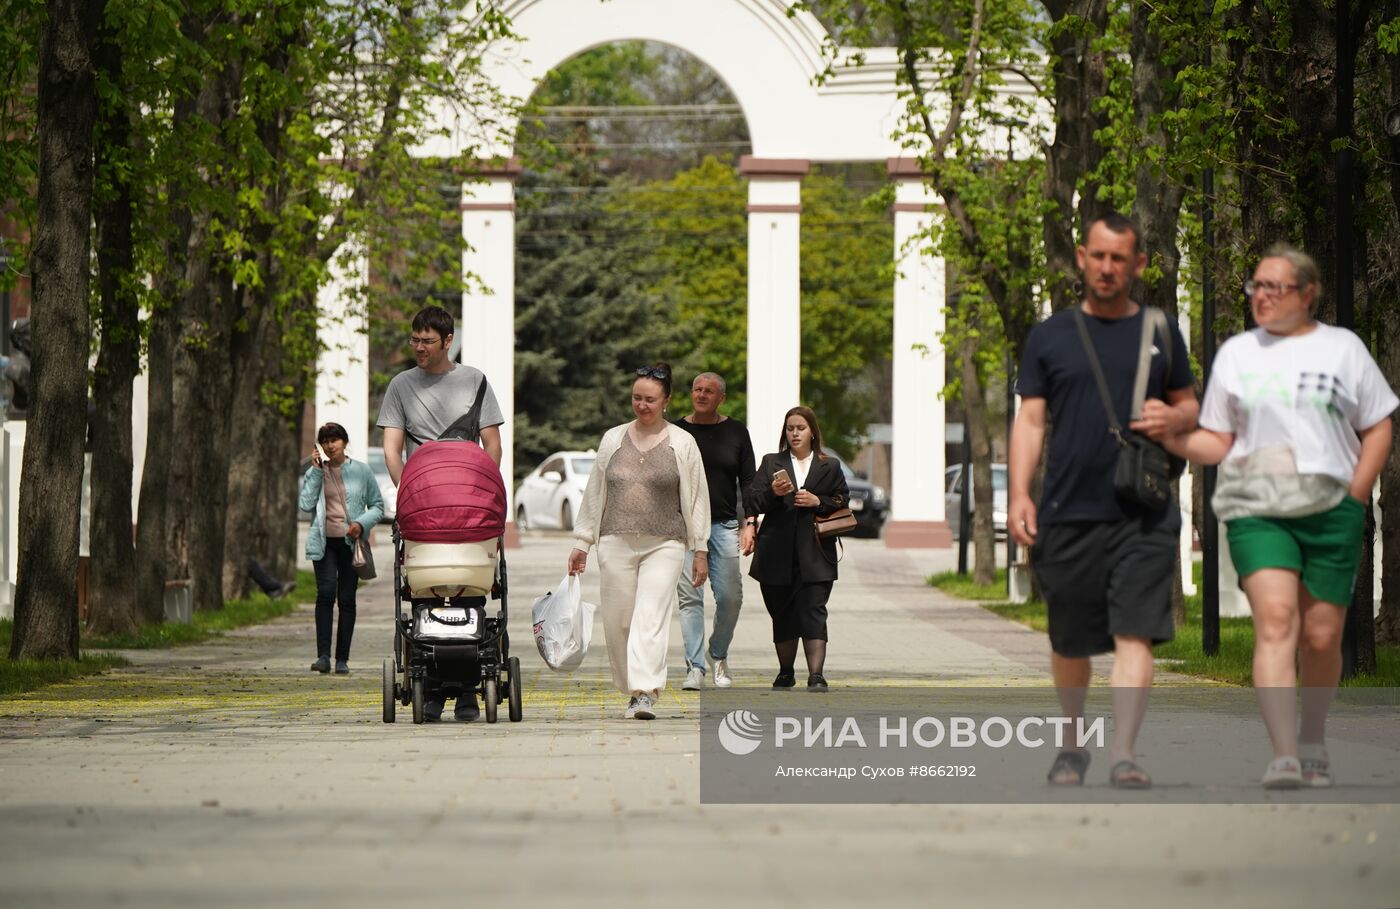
381, 399, 523, 725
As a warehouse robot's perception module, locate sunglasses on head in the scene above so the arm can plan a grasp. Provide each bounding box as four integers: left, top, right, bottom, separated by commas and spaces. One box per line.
635, 365, 670, 380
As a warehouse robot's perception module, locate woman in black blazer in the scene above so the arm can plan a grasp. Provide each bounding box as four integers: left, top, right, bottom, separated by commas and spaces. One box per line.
747, 406, 849, 689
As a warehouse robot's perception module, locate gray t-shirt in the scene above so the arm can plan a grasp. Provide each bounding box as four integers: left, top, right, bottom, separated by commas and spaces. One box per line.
377, 363, 504, 457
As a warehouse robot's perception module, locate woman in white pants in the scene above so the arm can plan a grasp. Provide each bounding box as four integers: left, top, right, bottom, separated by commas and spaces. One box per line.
568, 362, 711, 719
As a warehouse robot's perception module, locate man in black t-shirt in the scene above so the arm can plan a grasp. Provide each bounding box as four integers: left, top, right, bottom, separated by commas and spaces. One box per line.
674, 372, 756, 690
1009, 212, 1199, 790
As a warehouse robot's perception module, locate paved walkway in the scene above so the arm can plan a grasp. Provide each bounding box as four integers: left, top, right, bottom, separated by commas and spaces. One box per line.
1, 533, 1396, 907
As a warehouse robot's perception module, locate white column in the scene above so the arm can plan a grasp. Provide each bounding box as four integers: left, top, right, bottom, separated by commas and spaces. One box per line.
461, 165, 518, 541
885, 160, 951, 548
740, 157, 807, 458
131, 369, 148, 520
315, 241, 370, 443
1176, 309, 1197, 595
0, 420, 24, 618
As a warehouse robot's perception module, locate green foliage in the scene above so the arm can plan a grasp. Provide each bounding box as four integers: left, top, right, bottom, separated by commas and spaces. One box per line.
623, 159, 893, 456
622, 157, 747, 415
0, 0, 43, 278
797, 170, 894, 455
512, 163, 688, 483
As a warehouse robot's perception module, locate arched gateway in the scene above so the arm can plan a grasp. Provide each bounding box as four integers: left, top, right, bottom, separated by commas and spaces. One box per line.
317, 0, 1031, 548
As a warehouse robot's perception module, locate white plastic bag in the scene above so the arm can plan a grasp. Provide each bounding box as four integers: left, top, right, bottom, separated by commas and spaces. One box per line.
531, 573, 596, 672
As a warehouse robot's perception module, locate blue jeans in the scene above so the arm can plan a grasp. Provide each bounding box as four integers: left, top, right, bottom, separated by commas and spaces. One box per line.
677, 520, 743, 670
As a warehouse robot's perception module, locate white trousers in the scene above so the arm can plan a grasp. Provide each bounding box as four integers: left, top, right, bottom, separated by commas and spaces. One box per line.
597, 533, 685, 698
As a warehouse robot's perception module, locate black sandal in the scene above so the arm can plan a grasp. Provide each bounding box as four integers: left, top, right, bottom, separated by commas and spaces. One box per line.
1047, 749, 1090, 786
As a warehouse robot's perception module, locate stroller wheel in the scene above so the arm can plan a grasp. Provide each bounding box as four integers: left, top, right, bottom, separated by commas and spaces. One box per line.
382, 658, 396, 723
411, 676, 425, 725
508, 656, 523, 722
483, 678, 499, 724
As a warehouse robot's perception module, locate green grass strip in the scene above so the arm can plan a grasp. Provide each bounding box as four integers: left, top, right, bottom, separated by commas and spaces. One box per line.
82, 570, 315, 649
925, 569, 1009, 601
0, 570, 315, 696
0, 649, 128, 697
930, 565, 1400, 687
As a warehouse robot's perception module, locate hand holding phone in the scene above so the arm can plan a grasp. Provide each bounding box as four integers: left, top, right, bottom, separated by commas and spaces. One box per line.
772, 467, 792, 496
313, 443, 328, 467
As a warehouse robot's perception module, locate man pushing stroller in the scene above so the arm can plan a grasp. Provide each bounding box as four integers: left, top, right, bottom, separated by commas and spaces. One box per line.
380, 305, 506, 721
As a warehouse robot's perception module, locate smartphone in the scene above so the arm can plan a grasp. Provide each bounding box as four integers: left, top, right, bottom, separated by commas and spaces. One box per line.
314, 442, 328, 465
774, 468, 790, 486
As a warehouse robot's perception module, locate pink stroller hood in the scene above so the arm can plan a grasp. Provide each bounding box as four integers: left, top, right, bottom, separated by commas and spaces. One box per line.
396, 441, 507, 542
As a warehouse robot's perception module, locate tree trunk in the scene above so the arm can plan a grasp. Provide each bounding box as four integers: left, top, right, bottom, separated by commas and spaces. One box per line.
1377, 1, 1400, 645
168, 252, 237, 613
164, 35, 242, 614
958, 335, 997, 586
10, 0, 102, 660
86, 20, 139, 637
222, 281, 288, 601
134, 283, 175, 625
1225, 4, 1315, 260
1039, 0, 1109, 313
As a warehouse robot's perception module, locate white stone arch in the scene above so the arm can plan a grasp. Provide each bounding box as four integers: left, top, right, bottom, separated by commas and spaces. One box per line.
323, 0, 1048, 547
429, 0, 903, 163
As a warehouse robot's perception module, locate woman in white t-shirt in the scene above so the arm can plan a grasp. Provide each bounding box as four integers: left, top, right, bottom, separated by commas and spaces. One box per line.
1160, 243, 1396, 790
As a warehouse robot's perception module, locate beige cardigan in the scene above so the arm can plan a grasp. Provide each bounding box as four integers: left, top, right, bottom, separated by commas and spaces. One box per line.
572, 422, 711, 553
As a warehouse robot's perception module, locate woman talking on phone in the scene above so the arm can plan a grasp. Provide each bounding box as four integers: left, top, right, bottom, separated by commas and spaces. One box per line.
298, 422, 384, 675
747, 406, 849, 689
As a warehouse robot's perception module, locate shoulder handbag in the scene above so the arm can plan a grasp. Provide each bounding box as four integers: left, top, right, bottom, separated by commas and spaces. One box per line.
814, 507, 857, 539
352, 534, 376, 580
1071, 307, 1184, 514
814, 509, 855, 565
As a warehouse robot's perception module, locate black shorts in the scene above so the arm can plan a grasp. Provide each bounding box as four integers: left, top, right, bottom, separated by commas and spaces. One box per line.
1030, 512, 1179, 657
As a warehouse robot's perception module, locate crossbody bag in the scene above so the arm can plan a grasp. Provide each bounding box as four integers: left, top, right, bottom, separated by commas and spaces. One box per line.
1072, 307, 1185, 513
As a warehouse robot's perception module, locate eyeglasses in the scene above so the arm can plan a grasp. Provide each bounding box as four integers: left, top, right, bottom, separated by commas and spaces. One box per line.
635, 365, 670, 380
409, 335, 443, 348
1244, 279, 1300, 298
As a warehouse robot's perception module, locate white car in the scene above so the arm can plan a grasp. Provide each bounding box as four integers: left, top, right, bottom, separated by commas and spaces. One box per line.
514, 451, 595, 531
945, 463, 1007, 541
366, 446, 397, 523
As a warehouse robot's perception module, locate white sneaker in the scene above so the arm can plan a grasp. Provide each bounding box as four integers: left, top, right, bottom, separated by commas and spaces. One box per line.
624, 696, 639, 720
633, 694, 656, 720
711, 657, 733, 688
1261, 755, 1303, 790
682, 667, 704, 691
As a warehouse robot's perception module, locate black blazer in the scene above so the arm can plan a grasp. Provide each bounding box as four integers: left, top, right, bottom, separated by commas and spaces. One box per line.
747, 451, 850, 585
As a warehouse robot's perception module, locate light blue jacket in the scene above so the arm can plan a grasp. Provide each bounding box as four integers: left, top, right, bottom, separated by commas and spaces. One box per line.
299, 459, 385, 562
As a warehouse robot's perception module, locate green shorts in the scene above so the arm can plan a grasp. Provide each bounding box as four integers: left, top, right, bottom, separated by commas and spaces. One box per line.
1225, 496, 1366, 606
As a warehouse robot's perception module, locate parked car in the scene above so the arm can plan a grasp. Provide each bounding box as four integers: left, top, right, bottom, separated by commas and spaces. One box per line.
514, 451, 595, 531
820, 448, 888, 538
366, 446, 396, 523
296, 445, 397, 524
944, 463, 1007, 541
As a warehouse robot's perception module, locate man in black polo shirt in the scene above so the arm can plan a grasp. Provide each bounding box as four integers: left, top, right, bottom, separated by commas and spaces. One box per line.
674, 372, 756, 690
1009, 212, 1198, 789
